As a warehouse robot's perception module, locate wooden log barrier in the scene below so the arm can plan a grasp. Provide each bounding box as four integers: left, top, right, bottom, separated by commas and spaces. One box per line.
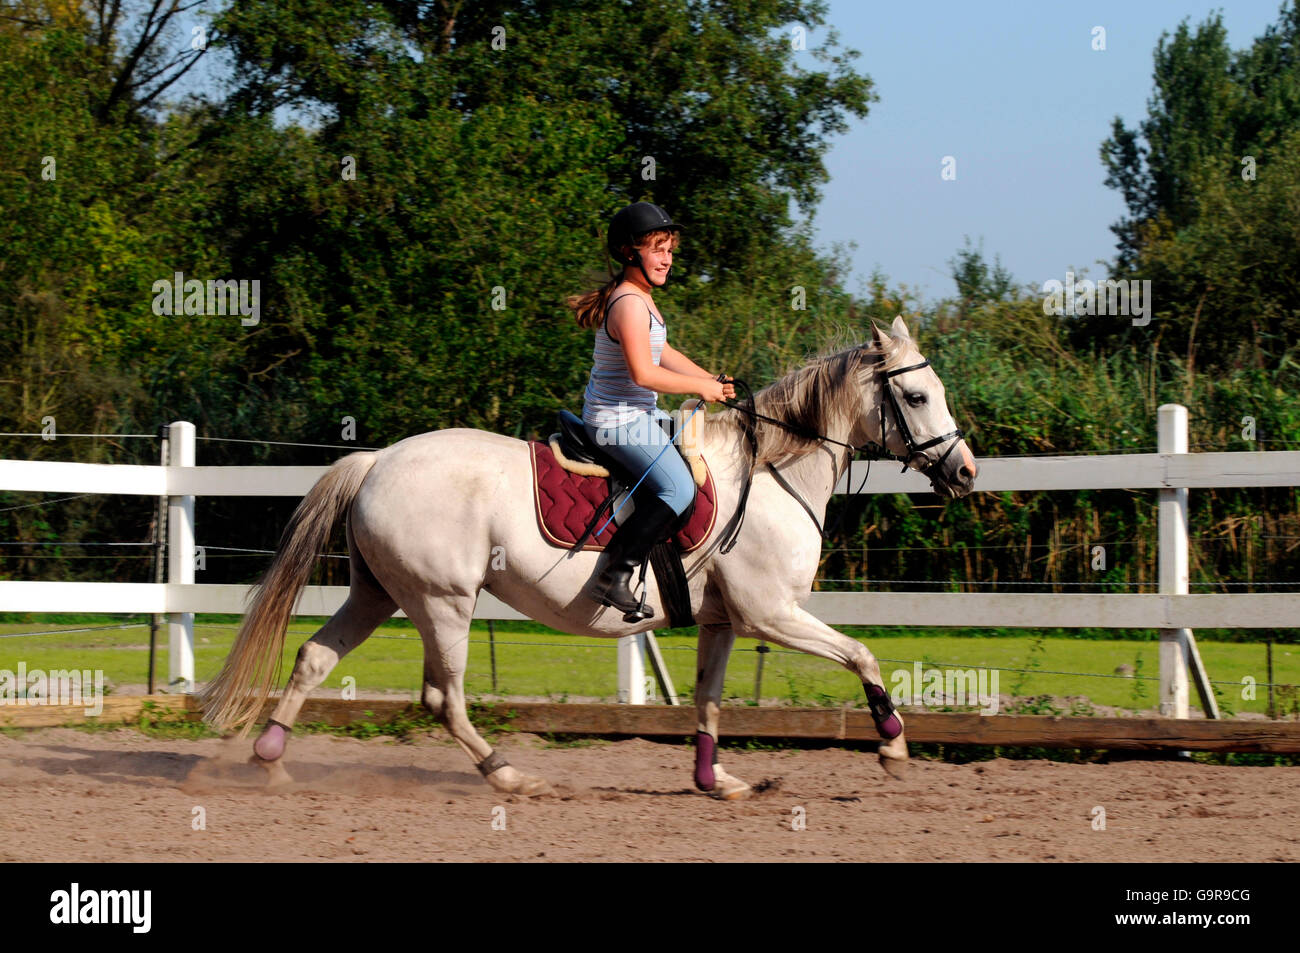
0, 694, 192, 728
3, 696, 1300, 753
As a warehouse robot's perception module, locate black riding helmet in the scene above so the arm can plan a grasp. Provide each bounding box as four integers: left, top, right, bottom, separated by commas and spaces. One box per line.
607, 201, 682, 286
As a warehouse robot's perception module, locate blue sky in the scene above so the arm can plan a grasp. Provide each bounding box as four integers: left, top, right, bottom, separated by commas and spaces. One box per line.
799, 1, 1289, 303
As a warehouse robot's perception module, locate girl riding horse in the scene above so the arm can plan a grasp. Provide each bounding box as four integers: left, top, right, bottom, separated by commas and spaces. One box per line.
566, 202, 735, 618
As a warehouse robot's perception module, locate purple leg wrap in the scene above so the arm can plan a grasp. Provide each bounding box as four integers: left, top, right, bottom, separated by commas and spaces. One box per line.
864, 684, 903, 740
253, 721, 288, 761
694, 731, 718, 791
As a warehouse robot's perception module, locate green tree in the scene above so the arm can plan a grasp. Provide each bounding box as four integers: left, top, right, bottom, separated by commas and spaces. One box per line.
1096, 2, 1300, 369
949, 237, 1016, 316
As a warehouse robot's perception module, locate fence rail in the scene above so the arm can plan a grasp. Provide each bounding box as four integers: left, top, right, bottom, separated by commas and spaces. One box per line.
4, 450, 1299, 498
837, 449, 1300, 493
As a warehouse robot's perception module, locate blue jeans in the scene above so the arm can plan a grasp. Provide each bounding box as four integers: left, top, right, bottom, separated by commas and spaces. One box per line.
583, 409, 696, 516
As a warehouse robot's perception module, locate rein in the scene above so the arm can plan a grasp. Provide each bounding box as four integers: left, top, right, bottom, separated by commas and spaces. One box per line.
715, 377, 758, 553
718, 358, 963, 546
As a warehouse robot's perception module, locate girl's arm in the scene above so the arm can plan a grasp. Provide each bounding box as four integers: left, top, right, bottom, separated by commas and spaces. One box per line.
608, 300, 726, 401
658, 343, 713, 379
660, 343, 735, 400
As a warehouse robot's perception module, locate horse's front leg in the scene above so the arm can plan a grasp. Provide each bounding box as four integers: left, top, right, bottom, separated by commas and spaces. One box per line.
694, 623, 752, 800
733, 603, 908, 779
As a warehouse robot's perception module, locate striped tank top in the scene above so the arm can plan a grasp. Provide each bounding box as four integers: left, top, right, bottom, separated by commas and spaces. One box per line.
582, 291, 666, 429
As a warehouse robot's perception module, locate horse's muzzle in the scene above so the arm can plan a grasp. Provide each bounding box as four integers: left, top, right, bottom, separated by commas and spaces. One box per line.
925, 443, 977, 499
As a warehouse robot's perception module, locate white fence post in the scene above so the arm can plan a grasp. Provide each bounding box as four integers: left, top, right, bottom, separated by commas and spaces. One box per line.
617, 632, 646, 704
1158, 404, 1191, 718
167, 421, 196, 692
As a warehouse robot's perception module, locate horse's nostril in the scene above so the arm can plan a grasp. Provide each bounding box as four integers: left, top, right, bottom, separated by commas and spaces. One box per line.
959, 462, 977, 481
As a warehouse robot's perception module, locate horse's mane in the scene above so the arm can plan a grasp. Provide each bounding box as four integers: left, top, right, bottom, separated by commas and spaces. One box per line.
703, 334, 910, 467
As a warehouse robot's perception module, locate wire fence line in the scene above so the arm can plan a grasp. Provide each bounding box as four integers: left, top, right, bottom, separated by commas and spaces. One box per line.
0, 433, 158, 439
0, 494, 99, 514
819, 536, 1300, 553
1, 619, 1295, 694
0, 432, 378, 450
814, 578, 1300, 588
0, 541, 155, 547
198, 545, 350, 559
1, 555, 155, 561
0, 622, 152, 640
12, 536, 1300, 553
6, 430, 1297, 454
194, 436, 384, 451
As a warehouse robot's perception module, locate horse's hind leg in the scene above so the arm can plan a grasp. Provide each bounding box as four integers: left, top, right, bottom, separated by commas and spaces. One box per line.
408, 594, 552, 797
251, 582, 397, 769
693, 623, 752, 800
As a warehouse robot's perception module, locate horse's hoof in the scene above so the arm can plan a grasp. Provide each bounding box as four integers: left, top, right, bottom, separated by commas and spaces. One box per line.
714, 786, 753, 801
710, 777, 753, 801
514, 775, 554, 797
250, 755, 294, 787
486, 765, 553, 797
880, 756, 909, 781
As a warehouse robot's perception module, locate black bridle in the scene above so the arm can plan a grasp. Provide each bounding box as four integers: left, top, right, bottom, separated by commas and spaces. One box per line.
876, 359, 964, 475
717, 358, 964, 547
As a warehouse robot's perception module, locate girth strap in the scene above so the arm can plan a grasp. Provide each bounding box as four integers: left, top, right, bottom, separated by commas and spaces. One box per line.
649, 540, 695, 628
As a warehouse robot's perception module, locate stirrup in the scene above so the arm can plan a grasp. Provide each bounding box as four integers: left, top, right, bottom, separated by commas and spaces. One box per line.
626, 555, 654, 621
622, 598, 652, 623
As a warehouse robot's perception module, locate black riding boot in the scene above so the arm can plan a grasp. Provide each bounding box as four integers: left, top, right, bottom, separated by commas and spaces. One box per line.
593, 495, 681, 618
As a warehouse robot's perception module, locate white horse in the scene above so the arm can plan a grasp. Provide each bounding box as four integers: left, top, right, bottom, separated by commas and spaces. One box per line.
200, 317, 977, 798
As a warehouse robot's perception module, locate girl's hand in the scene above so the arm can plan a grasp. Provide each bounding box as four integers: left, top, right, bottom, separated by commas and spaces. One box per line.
698, 380, 727, 403
719, 377, 736, 401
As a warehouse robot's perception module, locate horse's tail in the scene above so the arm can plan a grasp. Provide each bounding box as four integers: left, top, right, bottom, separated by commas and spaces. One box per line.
198, 451, 380, 735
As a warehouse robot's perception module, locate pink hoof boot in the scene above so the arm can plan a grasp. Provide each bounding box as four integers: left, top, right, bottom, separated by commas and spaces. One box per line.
864, 684, 903, 740
694, 731, 717, 791
253, 721, 288, 761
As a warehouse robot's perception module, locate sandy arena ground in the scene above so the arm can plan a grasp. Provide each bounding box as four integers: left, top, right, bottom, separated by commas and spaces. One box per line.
1, 728, 1297, 862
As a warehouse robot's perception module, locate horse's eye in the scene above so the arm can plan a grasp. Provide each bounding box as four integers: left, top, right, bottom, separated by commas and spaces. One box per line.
906, 392, 927, 406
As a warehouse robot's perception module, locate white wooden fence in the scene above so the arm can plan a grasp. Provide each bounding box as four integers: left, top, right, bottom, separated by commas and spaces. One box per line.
1, 407, 1297, 716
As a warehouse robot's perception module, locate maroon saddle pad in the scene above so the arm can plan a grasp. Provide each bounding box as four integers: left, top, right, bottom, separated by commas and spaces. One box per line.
529, 440, 717, 553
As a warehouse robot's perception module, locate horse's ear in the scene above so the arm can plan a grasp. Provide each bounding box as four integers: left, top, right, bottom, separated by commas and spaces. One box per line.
870, 321, 892, 349
890, 315, 911, 340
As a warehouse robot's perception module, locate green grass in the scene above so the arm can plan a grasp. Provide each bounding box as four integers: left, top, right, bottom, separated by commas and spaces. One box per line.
1, 614, 1297, 717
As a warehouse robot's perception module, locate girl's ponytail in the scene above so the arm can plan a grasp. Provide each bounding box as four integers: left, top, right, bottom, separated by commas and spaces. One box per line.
567, 275, 622, 331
